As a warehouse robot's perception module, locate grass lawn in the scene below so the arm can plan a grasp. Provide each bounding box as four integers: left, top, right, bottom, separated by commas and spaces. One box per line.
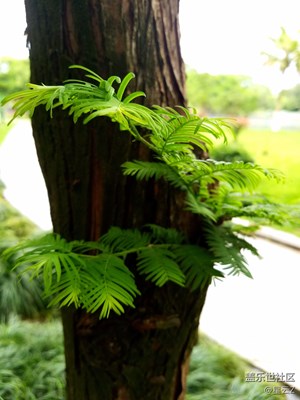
236, 128, 300, 236
238, 128, 300, 205
0, 320, 286, 400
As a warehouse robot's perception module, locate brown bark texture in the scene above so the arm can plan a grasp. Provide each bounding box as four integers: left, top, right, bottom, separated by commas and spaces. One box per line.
24, 1, 209, 399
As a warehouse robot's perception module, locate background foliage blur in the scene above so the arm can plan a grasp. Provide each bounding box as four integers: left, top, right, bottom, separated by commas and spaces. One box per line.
0, 155, 46, 323
0, 58, 29, 99
186, 70, 275, 116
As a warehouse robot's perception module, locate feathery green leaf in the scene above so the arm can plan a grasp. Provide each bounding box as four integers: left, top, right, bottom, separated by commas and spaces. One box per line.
100, 226, 150, 253
80, 254, 140, 318
1, 64, 292, 321
137, 247, 185, 287
146, 224, 185, 244
173, 245, 223, 290
204, 224, 259, 278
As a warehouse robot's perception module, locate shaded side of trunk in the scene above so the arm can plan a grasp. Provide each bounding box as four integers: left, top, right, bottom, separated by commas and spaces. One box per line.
24, 1, 209, 399
62, 283, 208, 400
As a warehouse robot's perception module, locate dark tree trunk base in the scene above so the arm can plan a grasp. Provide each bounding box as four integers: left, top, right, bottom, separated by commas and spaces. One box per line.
62, 283, 208, 400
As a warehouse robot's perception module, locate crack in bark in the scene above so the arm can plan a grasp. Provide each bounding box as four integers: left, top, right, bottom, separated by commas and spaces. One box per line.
63, 0, 79, 58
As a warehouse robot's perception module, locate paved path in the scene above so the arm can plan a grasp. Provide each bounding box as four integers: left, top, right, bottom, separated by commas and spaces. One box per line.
0, 119, 51, 230
200, 236, 300, 393
1, 120, 300, 395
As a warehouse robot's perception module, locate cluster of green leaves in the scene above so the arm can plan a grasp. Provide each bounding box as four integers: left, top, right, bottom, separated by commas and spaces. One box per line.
0, 65, 291, 319
1, 65, 284, 222
3, 210, 292, 319
3, 225, 224, 318
263, 27, 300, 74
0, 320, 64, 400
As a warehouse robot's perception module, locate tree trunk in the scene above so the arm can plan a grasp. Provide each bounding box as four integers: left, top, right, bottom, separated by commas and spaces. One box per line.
24, 1, 209, 398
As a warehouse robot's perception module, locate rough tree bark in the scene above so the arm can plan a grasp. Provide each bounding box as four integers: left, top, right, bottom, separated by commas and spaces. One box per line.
24, 1, 209, 399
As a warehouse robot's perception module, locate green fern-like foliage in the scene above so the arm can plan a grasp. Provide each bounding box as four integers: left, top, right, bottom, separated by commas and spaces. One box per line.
204, 223, 259, 278
3, 226, 225, 318
1, 66, 283, 218
0, 65, 294, 319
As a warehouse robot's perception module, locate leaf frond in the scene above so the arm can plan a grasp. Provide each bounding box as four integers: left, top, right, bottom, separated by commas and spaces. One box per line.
116, 72, 135, 101
122, 160, 188, 190
184, 193, 217, 221
100, 226, 150, 253
69, 64, 104, 84
173, 245, 222, 290
204, 224, 259, 278
145, 224, 185, 244
198, 160, 284, 191
137, 247, 185, 287
80, 255, 140, 318
1, 65, 291, 316
47, 271, 82, 308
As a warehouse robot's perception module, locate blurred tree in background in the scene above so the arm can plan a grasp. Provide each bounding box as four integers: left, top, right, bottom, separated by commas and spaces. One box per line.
263, 27, 300, 73
186, 70, 275, 116
279, 84, 300, 111
0, 58, 29, 98
263, 26, 300, 111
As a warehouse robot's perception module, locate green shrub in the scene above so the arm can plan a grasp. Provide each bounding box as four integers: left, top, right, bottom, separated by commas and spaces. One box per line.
0, 321, 287, 400
0, 320, 64, 400
0, 243, 47, 323
210, 142, 255, 163
187, 336, 286, 400
0, 193, 49, 322
239, 128, 300, 205
0, 193, 38, 242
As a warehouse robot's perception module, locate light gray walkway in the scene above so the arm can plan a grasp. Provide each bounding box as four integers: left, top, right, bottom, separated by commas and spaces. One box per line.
0, 119, 52, 230
1, 120, 300, 395
200, 236, 300, 393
